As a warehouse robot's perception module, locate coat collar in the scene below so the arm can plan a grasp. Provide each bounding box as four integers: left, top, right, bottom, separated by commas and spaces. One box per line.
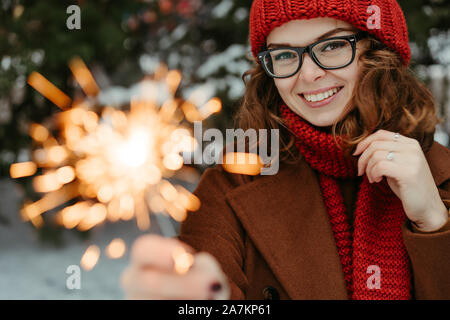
223, 140, 450, 299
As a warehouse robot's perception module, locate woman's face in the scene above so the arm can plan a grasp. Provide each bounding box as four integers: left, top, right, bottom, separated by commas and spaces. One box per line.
266, 18, 363, 128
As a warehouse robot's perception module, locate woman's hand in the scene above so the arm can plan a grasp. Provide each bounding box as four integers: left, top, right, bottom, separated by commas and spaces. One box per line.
353, 129, 449, 232
120, 234, 230, 299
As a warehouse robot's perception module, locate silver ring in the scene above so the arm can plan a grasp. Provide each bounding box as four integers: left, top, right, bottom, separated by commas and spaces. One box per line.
394, 132, 400, 141
387, 151, 394, 161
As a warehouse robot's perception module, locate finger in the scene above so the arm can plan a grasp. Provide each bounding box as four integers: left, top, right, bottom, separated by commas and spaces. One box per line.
354, 130, 409, 155
190, 252, 223, 274
191, 252, 230, 299
130, 234, 195, 271
366, 157, 400, 183
122, 265, 222, 300
364, 150, 392, 182
121, 266, 160, 300
357, 140, 404, 176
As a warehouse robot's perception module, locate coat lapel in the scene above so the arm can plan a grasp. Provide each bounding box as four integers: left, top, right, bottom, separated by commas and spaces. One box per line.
225, 159, 348, 299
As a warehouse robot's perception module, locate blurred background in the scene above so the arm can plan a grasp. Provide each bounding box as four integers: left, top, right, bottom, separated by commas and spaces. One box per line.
0, 0, 449, 299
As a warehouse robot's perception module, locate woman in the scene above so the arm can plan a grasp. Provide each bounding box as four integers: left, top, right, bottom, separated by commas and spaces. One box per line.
121, 0, 450, 300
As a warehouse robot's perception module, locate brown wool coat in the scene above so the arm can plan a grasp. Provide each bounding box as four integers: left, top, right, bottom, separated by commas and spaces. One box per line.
178, 141, 450, 300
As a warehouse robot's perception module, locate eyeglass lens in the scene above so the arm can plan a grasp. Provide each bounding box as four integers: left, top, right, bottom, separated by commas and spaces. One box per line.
263, 38, 354, 77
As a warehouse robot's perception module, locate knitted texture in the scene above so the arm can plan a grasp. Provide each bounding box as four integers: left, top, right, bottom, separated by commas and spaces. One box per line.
250, 0, 411, 65
279, 104, 412, 300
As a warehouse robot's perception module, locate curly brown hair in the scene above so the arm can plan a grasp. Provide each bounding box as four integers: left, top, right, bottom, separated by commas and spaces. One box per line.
233, 34, 443, 165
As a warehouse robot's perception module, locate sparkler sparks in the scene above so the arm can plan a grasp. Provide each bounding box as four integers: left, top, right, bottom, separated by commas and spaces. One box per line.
12, 57, 222, 271
106, 238, 127, 259
172, 246, 195, 275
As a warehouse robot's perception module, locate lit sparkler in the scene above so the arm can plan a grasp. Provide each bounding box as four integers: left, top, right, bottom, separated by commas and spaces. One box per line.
12, 57, 219, 271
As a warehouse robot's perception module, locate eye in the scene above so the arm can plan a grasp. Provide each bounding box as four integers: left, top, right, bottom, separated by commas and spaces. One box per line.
274, 51, 296, 61
320, 41, 347, 52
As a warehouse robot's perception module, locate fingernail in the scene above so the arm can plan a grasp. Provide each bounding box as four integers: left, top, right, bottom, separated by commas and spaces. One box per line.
210, 282, 222, 292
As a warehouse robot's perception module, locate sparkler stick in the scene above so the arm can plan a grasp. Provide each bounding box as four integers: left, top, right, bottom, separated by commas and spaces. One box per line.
154, 213, 195, 274
154, 212, 177, 238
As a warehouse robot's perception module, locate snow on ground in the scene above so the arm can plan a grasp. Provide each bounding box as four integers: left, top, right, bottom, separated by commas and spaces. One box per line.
0, 177, 196, 300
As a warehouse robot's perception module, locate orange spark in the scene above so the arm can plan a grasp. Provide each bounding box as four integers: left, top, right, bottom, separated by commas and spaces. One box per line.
201, 97, 222, 117
105, 238, 126, 259
77, 203, 107, 231
58, 202, 90, 229
21, 183, 79, 221
81, 245, 101, 271
69, 57, 100, 96
181, 101, 203, 122
27, 72, 72, 109
32, 171, 61, 193
222, 152, 264, 176
166, 70, 182, 95
29, 123, 50, 142
154, 62, 168, 81
172, 246, 194, 275
135, 198, 151, 231
10, 162, 37, 178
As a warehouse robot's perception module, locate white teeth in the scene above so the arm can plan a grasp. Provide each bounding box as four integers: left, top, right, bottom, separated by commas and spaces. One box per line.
304, 87, 340, 102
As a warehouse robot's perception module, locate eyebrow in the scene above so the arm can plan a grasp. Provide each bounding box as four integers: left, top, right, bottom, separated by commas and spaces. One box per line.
267, 27, 356, 49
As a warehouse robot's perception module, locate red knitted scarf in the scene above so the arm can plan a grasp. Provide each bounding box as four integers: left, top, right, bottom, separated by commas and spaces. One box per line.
279, 104, 412, 300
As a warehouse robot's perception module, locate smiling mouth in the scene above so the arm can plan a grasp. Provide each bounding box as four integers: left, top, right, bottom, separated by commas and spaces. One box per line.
301, 86, 344, 103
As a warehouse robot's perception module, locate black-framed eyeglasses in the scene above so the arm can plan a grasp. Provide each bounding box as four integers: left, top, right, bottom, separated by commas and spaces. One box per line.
257, 32, 367, 79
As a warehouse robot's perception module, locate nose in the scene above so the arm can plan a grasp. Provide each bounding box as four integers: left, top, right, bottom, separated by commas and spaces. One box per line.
297, 53, 326, 82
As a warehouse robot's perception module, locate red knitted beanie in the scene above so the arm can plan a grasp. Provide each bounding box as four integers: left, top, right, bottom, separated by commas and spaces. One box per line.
249, 0, 411, 65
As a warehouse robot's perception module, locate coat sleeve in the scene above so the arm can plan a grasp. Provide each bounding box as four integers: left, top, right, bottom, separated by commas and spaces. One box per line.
401, 178, 450, 299
177, 166, 249, 299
